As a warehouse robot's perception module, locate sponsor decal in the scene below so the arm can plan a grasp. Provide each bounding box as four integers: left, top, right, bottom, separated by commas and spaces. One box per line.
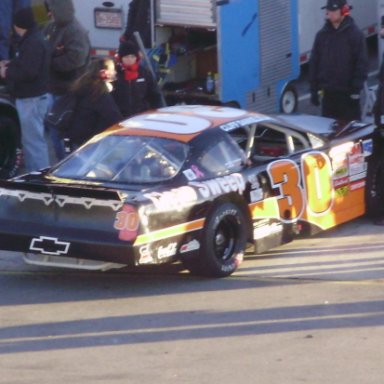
144, 186, 198, 210
145, 174, 246, 210
183, 165, 205, 181
362, 139, 373, 156
333, 176, 349, 188
158, 242, 177, 259
191, 165, 204, 178
349, 153, 366, 177
219, 116, 269, 131
138, 244, 154, 264
250, 189, 263, 202
350, 180, 365, 191
350, 171, 367, 182
183, 169, 197, 181
114, 204, 139, 241
180, 239, 200, 254
335, 185, 349, 198
248, 173, 260, 189
30, 236, 70, 256
248, 173, 263, 202
189, 173, 246, 199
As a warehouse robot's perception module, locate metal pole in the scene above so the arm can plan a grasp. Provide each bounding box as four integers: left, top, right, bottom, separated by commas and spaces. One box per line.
133, 31, 167, 107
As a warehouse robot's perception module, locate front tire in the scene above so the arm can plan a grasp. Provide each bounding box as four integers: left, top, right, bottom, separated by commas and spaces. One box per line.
0, 116, 22, 179
185, 203, 246, 277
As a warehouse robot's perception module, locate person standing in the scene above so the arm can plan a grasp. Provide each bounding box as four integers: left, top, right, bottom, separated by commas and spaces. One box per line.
0, 7, 50, 173
43, 0, 90, 161
309, 0, 368, 122
64, 58, 123, 150
0, 0, 31, 60
122, 0, 151, 49
112, 40, 162, 119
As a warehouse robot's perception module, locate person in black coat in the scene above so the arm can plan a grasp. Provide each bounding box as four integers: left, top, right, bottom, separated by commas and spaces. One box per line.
65, 58, 123, 150
0, 7, 51, 172
122, 0, 151, 49
112, 40, 162, 118
309, 0, 368, 122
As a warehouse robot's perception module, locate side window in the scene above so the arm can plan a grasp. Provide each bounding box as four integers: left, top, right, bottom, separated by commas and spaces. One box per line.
191, 129, 246, 178
252, 124, 309, 159
253, 126, 288, 157
228, 126, 249, 152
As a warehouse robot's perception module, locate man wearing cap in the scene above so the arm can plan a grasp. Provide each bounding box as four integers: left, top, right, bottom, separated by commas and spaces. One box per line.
0, 7, 50, 172
309, 0, 368, 122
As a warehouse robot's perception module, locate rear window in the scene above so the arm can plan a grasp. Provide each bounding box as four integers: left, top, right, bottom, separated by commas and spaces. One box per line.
50, 135, 188, 183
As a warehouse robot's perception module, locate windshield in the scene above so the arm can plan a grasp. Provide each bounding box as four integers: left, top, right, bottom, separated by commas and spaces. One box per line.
50, 135, 189, 183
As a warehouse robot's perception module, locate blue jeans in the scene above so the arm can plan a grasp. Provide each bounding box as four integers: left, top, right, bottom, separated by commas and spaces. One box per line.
46, 93, 66, 161
16, 94, 50, 172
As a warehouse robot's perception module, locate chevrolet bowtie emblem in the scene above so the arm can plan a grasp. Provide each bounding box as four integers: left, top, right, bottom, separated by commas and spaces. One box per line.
30, 236, 70, 256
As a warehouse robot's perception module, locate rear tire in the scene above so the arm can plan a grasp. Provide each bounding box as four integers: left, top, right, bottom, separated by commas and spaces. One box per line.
280, 83, 298, 114
184, 203, 246, 277
365, 156, 384, 218
0, 116, 22, 179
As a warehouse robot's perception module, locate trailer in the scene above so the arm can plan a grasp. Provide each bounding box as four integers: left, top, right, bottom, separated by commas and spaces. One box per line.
71, 0, 132, 56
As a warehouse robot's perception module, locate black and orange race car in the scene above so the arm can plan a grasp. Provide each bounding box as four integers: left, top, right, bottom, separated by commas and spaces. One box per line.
0, 105, 383, 277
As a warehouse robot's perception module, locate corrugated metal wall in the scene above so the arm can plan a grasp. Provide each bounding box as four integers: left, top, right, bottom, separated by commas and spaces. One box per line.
155, 0, 216, 27
247, 0, 294, 113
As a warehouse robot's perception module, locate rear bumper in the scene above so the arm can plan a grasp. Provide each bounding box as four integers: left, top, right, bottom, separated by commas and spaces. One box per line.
0, 221, 137, 266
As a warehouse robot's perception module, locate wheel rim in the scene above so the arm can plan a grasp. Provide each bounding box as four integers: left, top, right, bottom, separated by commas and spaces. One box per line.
281, 90, 296, 114
213, 217, 237, 262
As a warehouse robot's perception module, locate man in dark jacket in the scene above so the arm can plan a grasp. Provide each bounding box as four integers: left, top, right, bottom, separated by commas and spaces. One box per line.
122, 0, 151, 49
43, 0, 91, 160
309, 0, 368, 122
0, 0, 31, 60
0, 7, 50, 172
112, 40, 162, 118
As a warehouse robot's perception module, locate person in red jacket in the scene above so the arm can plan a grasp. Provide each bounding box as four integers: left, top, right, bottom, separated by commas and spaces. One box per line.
112, 40, 162, 118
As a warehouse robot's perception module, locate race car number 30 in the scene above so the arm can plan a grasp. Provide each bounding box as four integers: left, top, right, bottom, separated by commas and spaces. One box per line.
267, 152, 333, 222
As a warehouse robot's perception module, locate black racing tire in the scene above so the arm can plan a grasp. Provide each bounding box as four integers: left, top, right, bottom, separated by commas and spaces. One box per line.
184, 203, 246, 277
280, 83, 298, 114
365, 155, 384, 218
0, 116, 22, 179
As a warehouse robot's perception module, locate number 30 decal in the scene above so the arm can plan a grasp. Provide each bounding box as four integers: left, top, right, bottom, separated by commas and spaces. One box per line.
267, 152, 333, 223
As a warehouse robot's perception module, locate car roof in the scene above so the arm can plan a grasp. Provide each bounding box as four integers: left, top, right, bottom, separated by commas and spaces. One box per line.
105, 105, 274, 143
